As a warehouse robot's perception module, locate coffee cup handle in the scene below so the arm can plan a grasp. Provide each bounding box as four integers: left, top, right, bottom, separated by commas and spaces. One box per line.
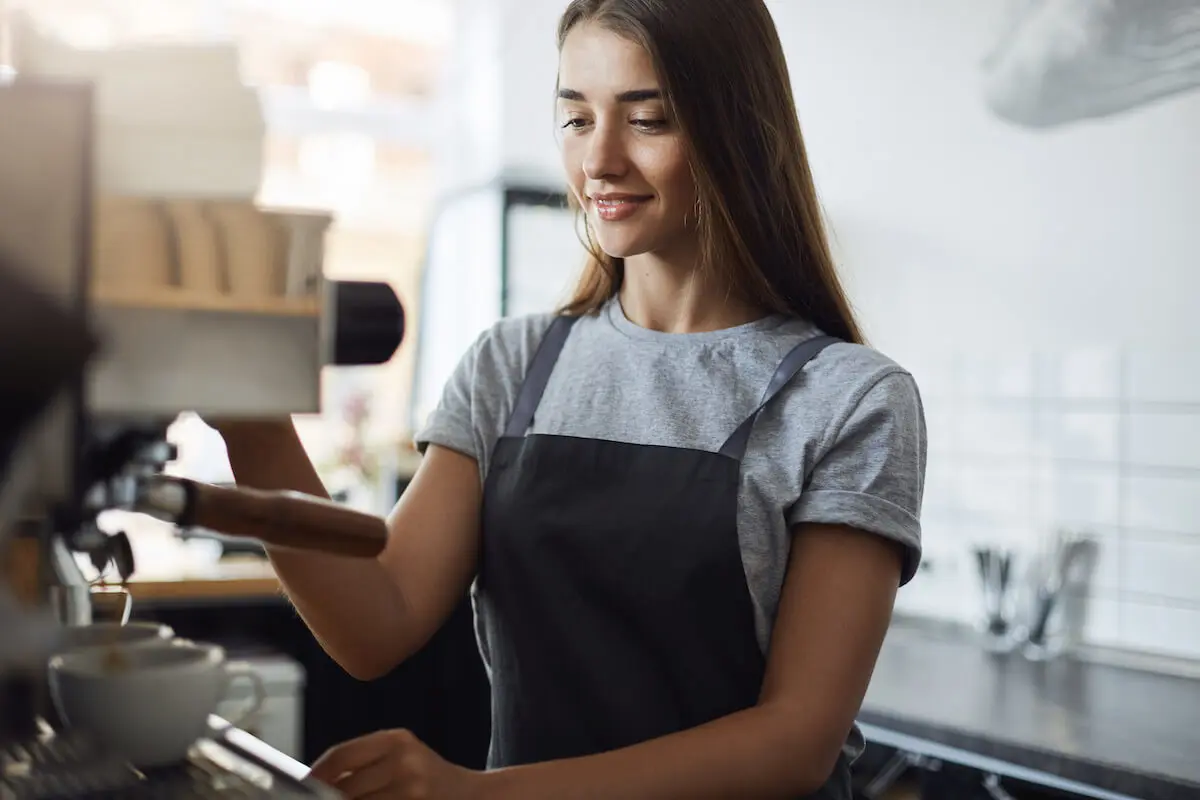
220, 661, 267, 730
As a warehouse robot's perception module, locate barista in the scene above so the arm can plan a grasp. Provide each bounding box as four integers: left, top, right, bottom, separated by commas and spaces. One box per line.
214, 1, 926, 798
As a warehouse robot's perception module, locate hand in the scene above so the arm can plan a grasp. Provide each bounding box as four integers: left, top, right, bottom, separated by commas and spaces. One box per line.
309, 729, 486, 799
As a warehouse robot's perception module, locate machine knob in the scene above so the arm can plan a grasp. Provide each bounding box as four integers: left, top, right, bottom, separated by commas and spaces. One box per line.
329, 280, 405, 366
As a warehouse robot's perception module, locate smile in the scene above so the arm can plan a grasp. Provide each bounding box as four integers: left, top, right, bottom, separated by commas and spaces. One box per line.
591, 195, 652, 222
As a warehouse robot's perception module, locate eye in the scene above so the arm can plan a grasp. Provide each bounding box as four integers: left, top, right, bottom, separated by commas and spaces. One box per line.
561, 116, 590, 130
631, 118, 668, 132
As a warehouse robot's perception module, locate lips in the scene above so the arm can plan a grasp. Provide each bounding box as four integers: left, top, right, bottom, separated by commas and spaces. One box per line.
590, 194, 652, 222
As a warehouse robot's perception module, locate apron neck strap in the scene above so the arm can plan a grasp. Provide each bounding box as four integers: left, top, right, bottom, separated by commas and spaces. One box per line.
718, 335, 840, 461
503, 316, 838, 457
503, 314, 580, 438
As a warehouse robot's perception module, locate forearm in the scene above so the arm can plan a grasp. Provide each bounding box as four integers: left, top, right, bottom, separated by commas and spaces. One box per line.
482, 704, 828, 800
220, 420, 407, 679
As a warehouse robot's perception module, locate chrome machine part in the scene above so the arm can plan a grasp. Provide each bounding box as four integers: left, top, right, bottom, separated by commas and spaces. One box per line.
0, 76, 405, 656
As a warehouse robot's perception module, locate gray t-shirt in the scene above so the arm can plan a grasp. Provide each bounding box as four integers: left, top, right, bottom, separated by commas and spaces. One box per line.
416, 297, 926, 655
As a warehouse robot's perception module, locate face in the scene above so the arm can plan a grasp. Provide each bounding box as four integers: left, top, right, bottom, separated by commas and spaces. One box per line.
557, 23, 697, 264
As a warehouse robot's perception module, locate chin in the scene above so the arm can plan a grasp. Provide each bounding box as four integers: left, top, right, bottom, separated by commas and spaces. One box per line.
597, 242, 644, 260
593, 230, 654, 260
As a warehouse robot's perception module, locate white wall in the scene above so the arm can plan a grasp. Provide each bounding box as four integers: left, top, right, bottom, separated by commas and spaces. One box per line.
433, 0, 564, 193
435, 0, 1200, 663
460, 0, 1200, 348
432, 0, 507, 191
498, 0, 563, 184
771, 0, 1200, 354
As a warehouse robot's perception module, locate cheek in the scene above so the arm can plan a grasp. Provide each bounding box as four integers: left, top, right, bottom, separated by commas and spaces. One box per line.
667, 168, 696, 210
561, 139, 586, 195
641, 145, 694, 213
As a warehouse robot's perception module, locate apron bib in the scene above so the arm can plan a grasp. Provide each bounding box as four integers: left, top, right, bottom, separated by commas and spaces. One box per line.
477, 314, 844, 795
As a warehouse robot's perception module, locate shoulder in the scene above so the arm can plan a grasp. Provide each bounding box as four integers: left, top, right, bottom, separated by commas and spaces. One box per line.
811, 340, 922, 413
769, 332, 924, 447
467, 312, 561, 382
418, 312, 564, 469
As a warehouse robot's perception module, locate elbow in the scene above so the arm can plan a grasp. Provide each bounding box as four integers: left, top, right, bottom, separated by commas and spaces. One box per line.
330, 609, 417, 682
793, 741, 848, 796
761, 711, 847, 797
341, 658, 393, 682
331, 643, 406, 682
336, 632, 425, 682
779, 751, 843, 798
791, 762, 839, 798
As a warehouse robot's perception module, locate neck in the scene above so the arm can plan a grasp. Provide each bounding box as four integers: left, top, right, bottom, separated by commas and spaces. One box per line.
619, 252, 767, 334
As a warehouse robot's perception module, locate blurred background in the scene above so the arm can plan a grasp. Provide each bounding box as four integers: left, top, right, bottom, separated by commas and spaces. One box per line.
2, 0, 1198, 796
1, 0, 453, 502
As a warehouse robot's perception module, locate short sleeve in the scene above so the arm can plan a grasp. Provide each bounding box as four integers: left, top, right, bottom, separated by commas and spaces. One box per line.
413, 333, 484, 462
786, 371, 926, 584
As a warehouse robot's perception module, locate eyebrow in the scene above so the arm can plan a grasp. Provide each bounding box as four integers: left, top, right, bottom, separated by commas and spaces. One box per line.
557, 88, 662, 103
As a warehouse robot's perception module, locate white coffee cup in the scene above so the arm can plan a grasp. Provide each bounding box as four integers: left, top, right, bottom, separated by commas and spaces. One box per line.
55, 621, 175, 653
42, 622, 179, 733
48, 639, 266, 767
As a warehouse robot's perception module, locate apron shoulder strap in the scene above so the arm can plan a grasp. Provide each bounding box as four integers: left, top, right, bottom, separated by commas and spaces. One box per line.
718, 334, 840, 461
503, 314, 580, 438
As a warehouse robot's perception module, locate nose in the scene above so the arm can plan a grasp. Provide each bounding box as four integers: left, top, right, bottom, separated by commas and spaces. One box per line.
582, 121, 628, 182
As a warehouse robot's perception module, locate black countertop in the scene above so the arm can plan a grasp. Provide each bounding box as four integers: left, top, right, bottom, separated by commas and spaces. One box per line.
859, 622, 1200, 800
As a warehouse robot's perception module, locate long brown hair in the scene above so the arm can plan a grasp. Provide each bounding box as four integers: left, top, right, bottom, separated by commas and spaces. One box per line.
555, 0, 863, 344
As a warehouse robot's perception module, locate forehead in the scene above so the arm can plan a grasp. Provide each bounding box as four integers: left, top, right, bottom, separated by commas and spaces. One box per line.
558, 22, 659, 95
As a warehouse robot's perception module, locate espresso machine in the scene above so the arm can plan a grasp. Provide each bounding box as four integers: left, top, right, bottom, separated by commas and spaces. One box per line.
0, 75, 404, 797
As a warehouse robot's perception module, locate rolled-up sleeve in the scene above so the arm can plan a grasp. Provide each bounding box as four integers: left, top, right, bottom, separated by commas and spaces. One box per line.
787, 371, 926, 584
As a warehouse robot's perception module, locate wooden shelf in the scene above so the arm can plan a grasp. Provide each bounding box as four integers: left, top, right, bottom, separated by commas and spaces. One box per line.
128, 575, 283, 602
92, 285, 321, 317
126, 556, 283, 602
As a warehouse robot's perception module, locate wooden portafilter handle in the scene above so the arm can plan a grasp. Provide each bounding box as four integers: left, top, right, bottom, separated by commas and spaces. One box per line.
137, 476, 387, 558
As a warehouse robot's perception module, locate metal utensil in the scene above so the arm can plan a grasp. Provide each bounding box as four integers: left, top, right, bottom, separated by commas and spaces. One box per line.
1023, 530, 1091, 659
973, 545, 1016, 649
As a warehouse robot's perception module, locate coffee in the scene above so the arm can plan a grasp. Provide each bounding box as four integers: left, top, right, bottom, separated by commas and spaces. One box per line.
54, 622, 173, 656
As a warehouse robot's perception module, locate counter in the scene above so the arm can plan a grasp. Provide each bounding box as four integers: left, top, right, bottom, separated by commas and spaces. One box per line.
112, 521, 282, 604
126, 526, 1200, 798
861, 621, 1200, 800
127, 557, 281, 603
0, 713, 332, 797
205, 714, 336, 796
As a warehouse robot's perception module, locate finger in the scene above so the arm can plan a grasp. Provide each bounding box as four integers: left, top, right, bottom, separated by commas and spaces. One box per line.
333, 758, 396, 800
308, 731, 396, 784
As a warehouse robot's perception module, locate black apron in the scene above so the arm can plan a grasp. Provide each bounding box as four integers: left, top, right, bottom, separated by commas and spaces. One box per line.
478, 314, 848, 795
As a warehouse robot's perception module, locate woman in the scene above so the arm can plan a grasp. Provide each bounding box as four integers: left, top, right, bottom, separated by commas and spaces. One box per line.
218, 1, 926, 797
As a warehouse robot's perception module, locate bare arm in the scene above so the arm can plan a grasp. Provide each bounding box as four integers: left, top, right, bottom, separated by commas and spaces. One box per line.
217, 420, 481, 680
481, 524, 903, 799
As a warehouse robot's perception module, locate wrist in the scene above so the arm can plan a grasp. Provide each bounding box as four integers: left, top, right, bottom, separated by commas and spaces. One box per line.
214, 418, 298, 452
474, 767, 518, 800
